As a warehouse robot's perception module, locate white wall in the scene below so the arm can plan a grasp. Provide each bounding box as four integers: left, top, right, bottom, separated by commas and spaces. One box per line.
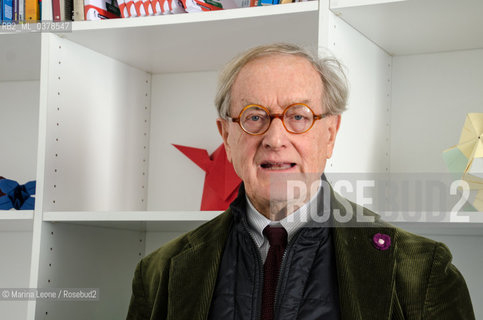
0, 231, 32, 320
148, 71, 222, 211
0, 81, 40, 183
390, 49, 483, 173
391, 48, 483, 318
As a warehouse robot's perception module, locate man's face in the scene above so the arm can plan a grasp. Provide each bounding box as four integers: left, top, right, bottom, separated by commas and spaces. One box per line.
217, 54, 340, 213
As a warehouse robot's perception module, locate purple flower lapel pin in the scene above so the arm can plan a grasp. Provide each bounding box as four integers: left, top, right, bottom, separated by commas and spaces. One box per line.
372, 233, 391, 251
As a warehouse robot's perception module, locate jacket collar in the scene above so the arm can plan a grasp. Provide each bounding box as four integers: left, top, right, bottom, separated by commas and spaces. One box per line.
168, 182, 397, 320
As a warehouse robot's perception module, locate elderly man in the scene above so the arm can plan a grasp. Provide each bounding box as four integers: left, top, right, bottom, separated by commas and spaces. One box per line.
126, 43, 475, 320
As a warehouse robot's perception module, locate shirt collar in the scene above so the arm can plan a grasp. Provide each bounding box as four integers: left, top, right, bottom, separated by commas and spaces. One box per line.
245, 180, 322, 248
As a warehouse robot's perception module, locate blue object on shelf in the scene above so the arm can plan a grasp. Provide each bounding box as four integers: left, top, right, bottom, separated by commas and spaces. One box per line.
0, 179, 36, 210
0, 176, 5, 197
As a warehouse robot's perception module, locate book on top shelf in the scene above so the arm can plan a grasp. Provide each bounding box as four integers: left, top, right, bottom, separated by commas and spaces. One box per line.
52, 0, 73, 20
13, 0, 18, 21
18, 0, 24, 21
2, 0, 13, 22
52, 0, 60, 19
25, 0, 40, 21
72, 0, 84, 20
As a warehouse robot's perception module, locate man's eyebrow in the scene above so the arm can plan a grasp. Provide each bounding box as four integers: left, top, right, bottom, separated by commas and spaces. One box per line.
288, 99, 311, 105
239, 99, 313, 107
240, 99, 261, 106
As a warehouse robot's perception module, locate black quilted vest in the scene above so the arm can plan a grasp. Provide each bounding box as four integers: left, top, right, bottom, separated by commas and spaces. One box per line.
208, 185, 341, 320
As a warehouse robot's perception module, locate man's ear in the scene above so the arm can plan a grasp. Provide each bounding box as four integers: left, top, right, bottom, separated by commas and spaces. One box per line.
326, 114, 341, 159
217, 118, 232, 163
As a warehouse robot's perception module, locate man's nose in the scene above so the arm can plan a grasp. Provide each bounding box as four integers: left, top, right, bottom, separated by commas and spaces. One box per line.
262, 117, 288, 149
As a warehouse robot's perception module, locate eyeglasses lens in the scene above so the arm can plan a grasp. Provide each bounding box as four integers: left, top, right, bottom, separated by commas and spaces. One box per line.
240, 106, 270, 134
284, 104, 314, 133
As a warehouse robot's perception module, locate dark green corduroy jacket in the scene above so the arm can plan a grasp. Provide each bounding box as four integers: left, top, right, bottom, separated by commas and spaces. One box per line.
126, 189, 475, 320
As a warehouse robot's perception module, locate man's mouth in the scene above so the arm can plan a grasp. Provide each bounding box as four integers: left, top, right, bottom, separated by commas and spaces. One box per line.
260, 162, 296, 170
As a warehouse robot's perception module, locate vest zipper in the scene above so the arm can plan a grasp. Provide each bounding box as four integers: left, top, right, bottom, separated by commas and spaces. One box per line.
273, 229, 303, 319
241, 215, 304, 320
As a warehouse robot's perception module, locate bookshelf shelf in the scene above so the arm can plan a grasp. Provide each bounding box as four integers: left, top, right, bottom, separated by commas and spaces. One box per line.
62, 2, 319, 73
42, 211, 223, 231
330, 0, 483, 55
0, 210, 34, 219
43, 210, 222, 221
0, 211, 34, 231
41, 210, 483, 234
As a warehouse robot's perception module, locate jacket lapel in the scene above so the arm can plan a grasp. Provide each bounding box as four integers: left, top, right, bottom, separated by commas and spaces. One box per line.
331, 189, 397, 320
167, 211, 233, 320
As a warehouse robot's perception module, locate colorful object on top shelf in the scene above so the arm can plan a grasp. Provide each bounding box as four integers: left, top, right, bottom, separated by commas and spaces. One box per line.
1, 0, 14, 22
84, 0, 121, 20
173, 143, 242, 211
25, 0, 41, 21
82, 0, 304, 20
0, 178, 36, 210
180, 0, 223, 12
0, 0, 41, 22
443, 113, 483, 211
259, 0, 279, 5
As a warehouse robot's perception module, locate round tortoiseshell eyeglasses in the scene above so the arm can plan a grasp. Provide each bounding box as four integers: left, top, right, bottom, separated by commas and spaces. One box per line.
227, 103, 329, 135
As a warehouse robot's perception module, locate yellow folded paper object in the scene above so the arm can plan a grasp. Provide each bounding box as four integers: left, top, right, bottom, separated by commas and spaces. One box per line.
443, 113, 483, 211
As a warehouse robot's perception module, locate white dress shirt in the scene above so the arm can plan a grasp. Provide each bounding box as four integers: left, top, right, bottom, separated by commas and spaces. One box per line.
245, 182, 322, 263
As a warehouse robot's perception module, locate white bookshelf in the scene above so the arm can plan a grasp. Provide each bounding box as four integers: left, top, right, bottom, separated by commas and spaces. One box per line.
0, 31, 40, 320
64, 2, 319, 73
330, 0, 483, 55
1, 0, 482, 318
